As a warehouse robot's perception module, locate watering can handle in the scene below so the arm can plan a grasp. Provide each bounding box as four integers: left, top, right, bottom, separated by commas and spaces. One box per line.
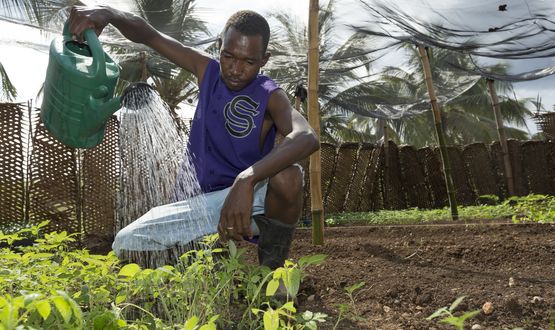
62, 21, 107, 80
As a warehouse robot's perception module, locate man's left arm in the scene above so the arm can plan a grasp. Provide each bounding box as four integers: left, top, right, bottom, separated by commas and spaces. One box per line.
218, 89, 319, 241
249, 88, 320, 179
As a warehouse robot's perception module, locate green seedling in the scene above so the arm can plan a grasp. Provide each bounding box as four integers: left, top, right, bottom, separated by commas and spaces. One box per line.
427, 296, 480, 330
334, 281, 367, 329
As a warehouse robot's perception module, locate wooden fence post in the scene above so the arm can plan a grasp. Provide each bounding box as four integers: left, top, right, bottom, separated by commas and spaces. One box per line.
417, 45, 459, 220
486, 79, 515, 196
308, 0, 324, 244
381, 118, 390, 208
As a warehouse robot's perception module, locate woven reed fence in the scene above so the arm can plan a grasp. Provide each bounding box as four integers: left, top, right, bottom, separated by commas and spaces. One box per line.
303, 139, 555, 218
2, 102, 555, 243
534, 112, 555, 140
0, 102, 119, 247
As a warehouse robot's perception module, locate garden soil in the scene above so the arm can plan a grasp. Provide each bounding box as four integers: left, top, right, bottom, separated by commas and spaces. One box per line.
89, 220, 555, 329
241, 220, 555, 330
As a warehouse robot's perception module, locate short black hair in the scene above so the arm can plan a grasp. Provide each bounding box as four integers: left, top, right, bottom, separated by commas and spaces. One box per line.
223, 10, 270, 54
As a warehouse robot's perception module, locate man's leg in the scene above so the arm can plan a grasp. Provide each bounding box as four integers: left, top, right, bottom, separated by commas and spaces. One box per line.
113, 187, 231, 268
265, 164, 304, 225
254, 164, 304, 269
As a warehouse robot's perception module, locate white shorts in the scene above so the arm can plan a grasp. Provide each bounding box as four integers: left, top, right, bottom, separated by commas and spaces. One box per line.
112, 180, 268, 256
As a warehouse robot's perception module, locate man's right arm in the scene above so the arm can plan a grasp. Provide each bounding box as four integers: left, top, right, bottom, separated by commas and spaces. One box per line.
68, 5, 211, 81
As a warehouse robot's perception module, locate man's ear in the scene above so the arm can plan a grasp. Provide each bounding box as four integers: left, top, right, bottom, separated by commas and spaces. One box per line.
261, 51, 271, 67
217, 37, 222, 51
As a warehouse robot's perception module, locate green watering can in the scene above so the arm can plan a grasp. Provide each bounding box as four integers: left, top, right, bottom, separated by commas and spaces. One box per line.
41, 22, 152, 149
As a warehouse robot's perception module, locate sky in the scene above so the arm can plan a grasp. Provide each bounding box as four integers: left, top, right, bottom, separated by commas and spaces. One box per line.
0, 0, 553, 133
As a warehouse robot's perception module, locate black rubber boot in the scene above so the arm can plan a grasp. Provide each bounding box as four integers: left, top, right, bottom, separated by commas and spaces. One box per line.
253, 215, 296, 270
254, 215, 297, 303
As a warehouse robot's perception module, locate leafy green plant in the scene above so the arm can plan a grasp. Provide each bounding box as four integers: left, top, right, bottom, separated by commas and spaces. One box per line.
426, 296, 480, 330
505, 194, 555, 223
325, 203, 513, 226
252, 301, 327, 330
297, 310, 328, 330
266, 254, 327, 300
333, 281, 367, 329
325, 194, 555, 226
252, 301, 297, 330
1, 221, 328, 329
0, 291, 87, 329
250, 254, 328, 329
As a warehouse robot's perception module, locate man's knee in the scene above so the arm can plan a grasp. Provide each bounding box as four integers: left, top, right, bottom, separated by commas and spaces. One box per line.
268, 164, 304, 199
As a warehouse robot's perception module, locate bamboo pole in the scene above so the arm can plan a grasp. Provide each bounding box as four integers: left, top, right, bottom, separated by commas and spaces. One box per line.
381, 118, 389, 208
486, 79, 515, 196
417, 46, 459, 220
308, 0, 324, 245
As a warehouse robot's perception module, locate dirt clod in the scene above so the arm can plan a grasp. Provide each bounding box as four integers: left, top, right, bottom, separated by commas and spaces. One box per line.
482, 301, 494, 314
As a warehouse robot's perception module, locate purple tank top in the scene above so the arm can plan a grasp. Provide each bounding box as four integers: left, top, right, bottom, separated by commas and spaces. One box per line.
188, 59, 279, 193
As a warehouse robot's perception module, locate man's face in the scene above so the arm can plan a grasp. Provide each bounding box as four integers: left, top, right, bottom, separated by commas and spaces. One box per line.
219, 26, 269, 91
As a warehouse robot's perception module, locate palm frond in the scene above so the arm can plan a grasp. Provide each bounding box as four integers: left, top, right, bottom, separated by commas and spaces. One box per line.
0, 61, 17, 101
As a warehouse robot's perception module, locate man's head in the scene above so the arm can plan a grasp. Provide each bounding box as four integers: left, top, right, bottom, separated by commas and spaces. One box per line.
219, 10, 271, 91
223, 10, 270, 54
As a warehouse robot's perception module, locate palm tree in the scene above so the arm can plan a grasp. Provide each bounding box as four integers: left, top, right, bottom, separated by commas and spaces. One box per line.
386, 47, 532, 147
1, 0, 81, 101
322, 44, 532, 147
0, 61, 17, 101
107, 0, 211, 132
262, 0, 378, 143
1, 0, 68, 26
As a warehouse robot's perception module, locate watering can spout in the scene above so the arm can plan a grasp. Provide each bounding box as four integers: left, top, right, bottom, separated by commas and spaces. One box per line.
120, 82, 156, 110
88, 82, 155, 130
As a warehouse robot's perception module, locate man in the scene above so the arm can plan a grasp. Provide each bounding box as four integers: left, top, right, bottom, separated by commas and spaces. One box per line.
68, 6, 319, 270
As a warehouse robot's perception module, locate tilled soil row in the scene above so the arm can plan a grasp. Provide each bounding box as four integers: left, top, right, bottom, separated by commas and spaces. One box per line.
278, 222, 555, 329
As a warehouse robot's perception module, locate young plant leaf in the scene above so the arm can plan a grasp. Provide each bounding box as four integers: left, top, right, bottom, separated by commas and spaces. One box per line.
346, 281, 365, 294
298, 254, 327, 267
426, 307, 449, 320
266, 278, 279, 297
52, 295, 72, 323
115, 293, 126, 305
35, 300, 51, 320
449, 296, 466, 312
266, 278, 280, 296
285, 268, 301, 297
228, 240, 238, 258
281, 301, 296, 313
263, 309, 280, 330
118, 263, 141, 278
184, 315, 199, 330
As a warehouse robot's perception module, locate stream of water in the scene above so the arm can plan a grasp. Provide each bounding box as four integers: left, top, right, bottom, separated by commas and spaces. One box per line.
116, 86, 215, 267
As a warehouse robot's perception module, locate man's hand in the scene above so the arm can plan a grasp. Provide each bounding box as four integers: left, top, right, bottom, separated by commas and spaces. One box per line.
68, 5, 113, 42
218, 170, 256, 242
